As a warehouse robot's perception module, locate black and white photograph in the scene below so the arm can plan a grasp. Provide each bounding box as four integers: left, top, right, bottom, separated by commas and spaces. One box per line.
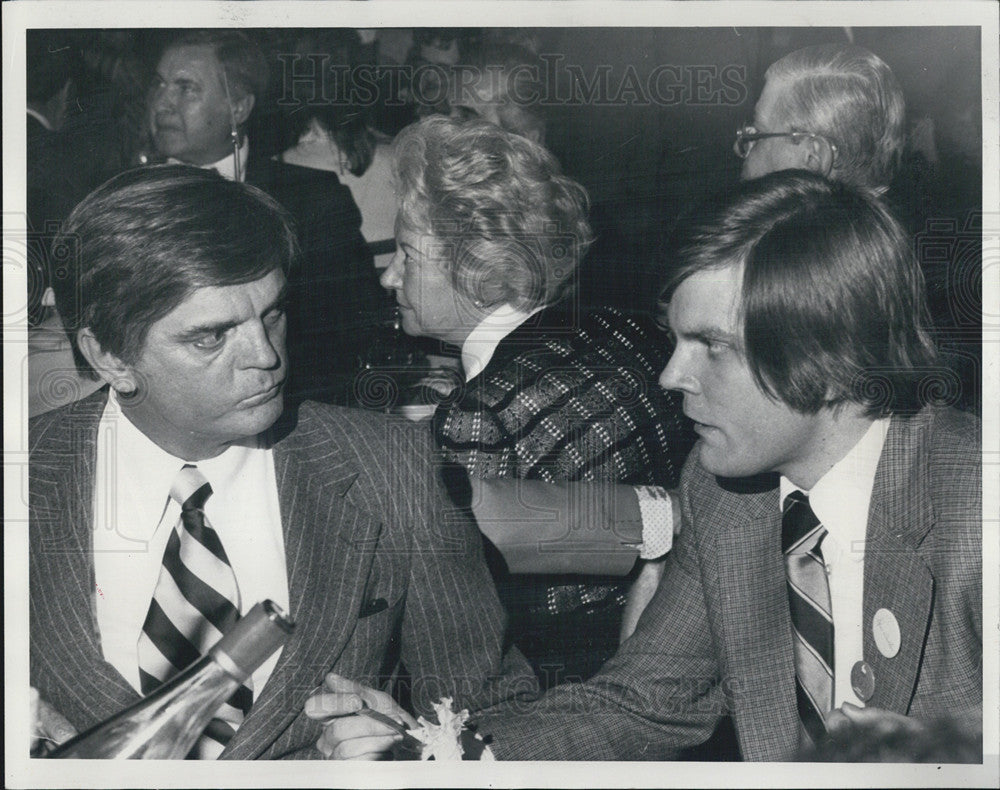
4, 1, 997, 787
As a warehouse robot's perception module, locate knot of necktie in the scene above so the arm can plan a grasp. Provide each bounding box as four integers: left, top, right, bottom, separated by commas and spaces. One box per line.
171, 463, 213, 512
782, 490, 824, 554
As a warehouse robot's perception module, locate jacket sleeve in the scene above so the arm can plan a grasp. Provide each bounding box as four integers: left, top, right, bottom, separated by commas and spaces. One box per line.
393, 428, 540, 719
474, 463, 726, 760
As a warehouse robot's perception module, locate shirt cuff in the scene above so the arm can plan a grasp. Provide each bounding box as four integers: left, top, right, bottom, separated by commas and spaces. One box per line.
634, 485, 674, 560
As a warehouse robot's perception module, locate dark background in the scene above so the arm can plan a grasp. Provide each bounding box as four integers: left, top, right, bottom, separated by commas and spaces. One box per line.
26, 26, 985, 411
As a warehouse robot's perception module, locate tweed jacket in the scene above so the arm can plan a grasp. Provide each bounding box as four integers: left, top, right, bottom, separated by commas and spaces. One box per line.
29, 389, 536, 759
434, 305, 693, 487
480, 406, 982, 760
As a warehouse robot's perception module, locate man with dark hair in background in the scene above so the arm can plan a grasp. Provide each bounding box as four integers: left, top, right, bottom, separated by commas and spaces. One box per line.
28, 165, 535, 759
314, 170, 981, 763
147, 29, 267, 174
147, 30, 384, 406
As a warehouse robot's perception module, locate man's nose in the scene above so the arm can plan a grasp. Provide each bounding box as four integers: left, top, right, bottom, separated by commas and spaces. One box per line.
659, 348, 700, 395
150, 83, 175, 114
241, 321, 283, 370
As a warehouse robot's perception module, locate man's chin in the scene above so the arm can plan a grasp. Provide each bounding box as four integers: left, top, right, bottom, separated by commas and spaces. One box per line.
152, 132, 185, 157
697, 448, 725, 476
239, 392, 284, 430
696, 443, 755, 479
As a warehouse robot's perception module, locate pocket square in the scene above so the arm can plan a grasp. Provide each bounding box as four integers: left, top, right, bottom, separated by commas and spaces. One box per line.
358, 597, 389, 618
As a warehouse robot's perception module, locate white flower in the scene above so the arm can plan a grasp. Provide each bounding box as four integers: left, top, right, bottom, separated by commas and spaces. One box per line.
407, 697, 469, 761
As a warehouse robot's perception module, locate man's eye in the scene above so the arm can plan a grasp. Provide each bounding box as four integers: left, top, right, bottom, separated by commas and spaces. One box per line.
264, 308, 285, 325
192, 332, 226, 350
705, 340, 729, 357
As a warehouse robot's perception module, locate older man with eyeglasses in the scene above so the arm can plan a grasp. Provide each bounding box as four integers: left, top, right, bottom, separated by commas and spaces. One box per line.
733, 43, 905, 191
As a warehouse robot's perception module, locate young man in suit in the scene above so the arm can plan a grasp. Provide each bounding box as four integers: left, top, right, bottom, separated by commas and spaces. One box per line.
316, 170, 981, 761
470, 42, 915, 642
28, 165, 535, 759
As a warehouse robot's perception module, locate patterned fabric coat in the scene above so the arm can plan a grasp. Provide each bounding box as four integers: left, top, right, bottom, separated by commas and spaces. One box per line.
433, 306, 695, 685
434, 306, 691, 485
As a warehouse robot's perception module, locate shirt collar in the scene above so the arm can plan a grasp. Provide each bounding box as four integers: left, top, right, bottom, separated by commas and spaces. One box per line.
105, 389, 258, 522
780, 417, 890, 563
461, 303, 544, 382
103, 390, 187, 541
168, 135, 249, 182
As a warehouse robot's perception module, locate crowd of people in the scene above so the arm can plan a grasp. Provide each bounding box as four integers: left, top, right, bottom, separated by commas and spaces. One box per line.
25, 27, 983, 765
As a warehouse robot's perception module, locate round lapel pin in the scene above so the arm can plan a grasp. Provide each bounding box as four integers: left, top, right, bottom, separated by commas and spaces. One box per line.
850, 661, 876, 702
872, 608, 901, 658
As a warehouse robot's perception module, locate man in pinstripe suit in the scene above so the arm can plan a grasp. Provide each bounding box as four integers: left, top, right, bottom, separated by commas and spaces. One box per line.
317, 170, 982, 761
28, 165, 535, 759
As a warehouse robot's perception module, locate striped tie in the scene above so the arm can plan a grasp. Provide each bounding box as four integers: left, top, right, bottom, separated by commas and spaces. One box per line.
782, 491, 834, 748
137, 464, 252, 758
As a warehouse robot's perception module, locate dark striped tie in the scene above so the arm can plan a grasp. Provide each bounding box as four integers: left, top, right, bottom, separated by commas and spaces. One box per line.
782, 491, 834, 748
137, 464, 252, 758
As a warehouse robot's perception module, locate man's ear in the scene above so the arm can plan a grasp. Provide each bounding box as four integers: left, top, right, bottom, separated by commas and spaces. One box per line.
804, 135, 836, 178
77, 328, 138, 394
231, 92, 255, 127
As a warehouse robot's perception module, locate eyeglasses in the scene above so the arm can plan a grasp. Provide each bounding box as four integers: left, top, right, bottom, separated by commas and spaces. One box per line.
733, 125, 839, 163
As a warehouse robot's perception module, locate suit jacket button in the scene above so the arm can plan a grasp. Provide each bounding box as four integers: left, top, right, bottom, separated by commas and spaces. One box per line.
850, 660, 876, 701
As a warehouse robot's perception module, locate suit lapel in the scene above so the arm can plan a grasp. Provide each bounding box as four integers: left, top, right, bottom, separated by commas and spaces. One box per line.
705, 411, 937, 756
861, 412, 934, 713
715, 484, 800, 761
30, 390, 141, 729
224, 406, 384, 759
35, 397, 386, 755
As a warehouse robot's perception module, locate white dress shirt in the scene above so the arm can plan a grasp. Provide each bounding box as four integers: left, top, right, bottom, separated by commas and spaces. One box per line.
780, 417, 890, 708
460, 303, 544, 382
168, 135, 249, 182
92, 391, 289, 699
